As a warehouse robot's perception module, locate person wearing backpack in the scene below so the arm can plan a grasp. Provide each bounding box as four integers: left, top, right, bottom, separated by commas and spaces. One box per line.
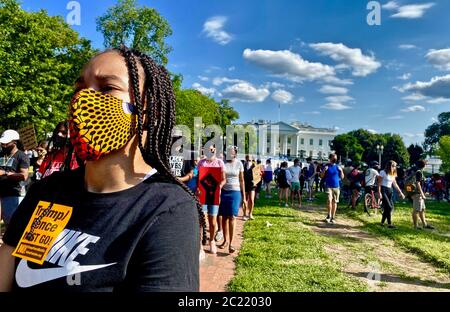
409, 160, 434, 230
277, 162, 292, 207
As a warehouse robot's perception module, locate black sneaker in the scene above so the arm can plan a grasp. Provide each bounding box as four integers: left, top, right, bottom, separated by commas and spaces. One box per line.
330, 218, 335, 224
387, 225, 396, 229
424, 224, 435, 230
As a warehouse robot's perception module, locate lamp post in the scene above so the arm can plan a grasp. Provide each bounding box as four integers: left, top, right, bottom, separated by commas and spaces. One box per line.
376, 144, 384, 165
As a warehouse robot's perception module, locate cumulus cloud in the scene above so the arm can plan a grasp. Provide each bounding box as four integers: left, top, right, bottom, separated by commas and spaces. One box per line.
212, 77, 245, 86
325, 95, 354, 103
203, 16, 233, 45
402, 93, 426, 101
401, 105, 426, 112
262, 82, 286, 89
367, 129, 378, 134
390, 3, 436, 19
243, 48, 336, 82
296, 97, 305, 103
310, 42, 381, 77
319, 85, 349, 95
397, 73, 411, 80
321, 103, 351, 110
427, 97, 450, 104
271, 89, 294, 104
198, 76, 209, 82
222, 82, 270, 102
382, 1, 399, 10
398, 74, 450, 99
192, 83, 216, 96
426, 48, 450, 71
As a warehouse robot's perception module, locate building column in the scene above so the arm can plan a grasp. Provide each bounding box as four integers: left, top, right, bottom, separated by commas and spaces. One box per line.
284, 135, 288, 156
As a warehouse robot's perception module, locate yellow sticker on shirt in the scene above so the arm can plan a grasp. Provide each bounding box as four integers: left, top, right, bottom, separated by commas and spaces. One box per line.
12, 201, 72, 265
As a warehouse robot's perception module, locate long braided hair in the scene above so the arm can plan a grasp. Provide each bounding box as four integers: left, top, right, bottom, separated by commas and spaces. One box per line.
115, 46, 205, 229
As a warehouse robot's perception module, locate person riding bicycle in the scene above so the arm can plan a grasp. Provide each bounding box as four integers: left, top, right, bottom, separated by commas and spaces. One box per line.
364, 161, 380, 213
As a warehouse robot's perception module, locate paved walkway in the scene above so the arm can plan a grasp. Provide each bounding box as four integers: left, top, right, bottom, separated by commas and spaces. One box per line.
200, 214, 245, 292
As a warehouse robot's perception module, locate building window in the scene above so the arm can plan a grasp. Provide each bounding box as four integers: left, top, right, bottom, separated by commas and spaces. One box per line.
329, 140, 332, 147
301, 138, 304, 145
267, 147, 270, 154
287, 137, 291, 144
287, 149, 291, 156
309, 151, 313, 157
267, 136, 271, 143
319, 139, 323, 146
310, 139, 313, 145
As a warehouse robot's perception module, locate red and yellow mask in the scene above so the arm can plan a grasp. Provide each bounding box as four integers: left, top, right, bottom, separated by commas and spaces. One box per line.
69, 89, 137, 161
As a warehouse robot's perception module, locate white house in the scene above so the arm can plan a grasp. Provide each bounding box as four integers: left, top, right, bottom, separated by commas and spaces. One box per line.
234, 120, 336, 161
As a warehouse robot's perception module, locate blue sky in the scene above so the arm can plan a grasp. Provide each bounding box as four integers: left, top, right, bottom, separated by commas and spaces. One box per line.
21, 0, 450, 146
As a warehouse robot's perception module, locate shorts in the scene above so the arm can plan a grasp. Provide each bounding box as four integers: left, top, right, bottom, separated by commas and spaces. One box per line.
291, 182, 301, 191
326, 188, 340, 203
202, 204, 219, 216
412, 194, 426, 212
1, 196, 24, 225
307, 178, 315, 190
219, 190, 241, 217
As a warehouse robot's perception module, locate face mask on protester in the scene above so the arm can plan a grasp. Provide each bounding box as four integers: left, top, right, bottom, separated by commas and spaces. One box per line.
69, 89, 137, 161
1, 143, 15, 155
53, 135, 68, 149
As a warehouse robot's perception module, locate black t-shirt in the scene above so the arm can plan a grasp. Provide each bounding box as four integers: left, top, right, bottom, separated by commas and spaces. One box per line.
416, 170, 424, 188
0, 150, 30, 197
3, 168, 199, 292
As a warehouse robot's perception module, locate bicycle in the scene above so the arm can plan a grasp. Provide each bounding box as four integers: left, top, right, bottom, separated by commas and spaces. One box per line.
364, 186, 382, 216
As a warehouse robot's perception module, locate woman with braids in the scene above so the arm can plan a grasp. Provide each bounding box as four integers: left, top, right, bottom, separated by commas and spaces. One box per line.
36, 121, 80, 180
0, 47, 202, 292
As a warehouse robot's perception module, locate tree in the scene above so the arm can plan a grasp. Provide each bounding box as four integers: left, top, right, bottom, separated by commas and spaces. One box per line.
381, 133, 409, 167
0, 0, 96, 140
217, 99, 239, 133
348, 129, 378, 162
331, 134, 364, 162
424, 112, 450, 153
437, 136, 450, 173
407, 144, 425, 166
96, 0, 172, 65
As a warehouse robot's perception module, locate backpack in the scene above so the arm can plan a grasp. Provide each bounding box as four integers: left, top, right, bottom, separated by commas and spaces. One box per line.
347, 169, 360, 183
277, 169, 288, 186
404, 169, 422, 196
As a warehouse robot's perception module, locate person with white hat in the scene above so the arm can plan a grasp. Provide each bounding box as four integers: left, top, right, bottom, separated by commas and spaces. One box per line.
0, 130, 30, 227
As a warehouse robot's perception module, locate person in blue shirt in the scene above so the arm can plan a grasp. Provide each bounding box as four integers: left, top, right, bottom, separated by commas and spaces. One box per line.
321, 153, 344, 224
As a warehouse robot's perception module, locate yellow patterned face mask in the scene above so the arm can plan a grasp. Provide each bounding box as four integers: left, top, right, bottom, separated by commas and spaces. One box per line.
69, 89, 137, 161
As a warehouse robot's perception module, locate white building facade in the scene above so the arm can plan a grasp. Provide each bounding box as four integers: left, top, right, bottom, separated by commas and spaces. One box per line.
235, 121, 336, 161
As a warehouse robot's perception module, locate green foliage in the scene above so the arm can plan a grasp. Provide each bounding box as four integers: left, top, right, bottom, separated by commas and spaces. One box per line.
96, 0, 172, 65
407, 144, 425, 166
424, 112, 450, 153
437, 136, 450, 173
331, 133, 364, 162
0, 0, 96, 140
381, 133, 409, 167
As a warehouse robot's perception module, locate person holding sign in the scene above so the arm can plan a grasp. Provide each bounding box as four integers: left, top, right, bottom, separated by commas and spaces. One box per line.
0, 130, 30, 227
0, 47, 201, 292
197, 145, 226, 254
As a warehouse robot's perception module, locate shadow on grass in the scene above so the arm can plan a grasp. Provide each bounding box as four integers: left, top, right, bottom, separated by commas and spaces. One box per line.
346, 271, 450, 290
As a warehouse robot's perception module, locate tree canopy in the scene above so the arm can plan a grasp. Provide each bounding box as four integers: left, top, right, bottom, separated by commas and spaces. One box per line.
424, 112, 450, 153
0, 0, 96, 140
437, 136, 450, 173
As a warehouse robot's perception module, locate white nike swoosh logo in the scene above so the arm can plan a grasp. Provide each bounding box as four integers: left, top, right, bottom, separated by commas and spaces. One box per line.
16, 259, 116, 288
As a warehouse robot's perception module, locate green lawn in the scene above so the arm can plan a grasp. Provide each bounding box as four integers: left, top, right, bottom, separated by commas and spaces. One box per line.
332, 193, 450, 273
228, 196, 367, 292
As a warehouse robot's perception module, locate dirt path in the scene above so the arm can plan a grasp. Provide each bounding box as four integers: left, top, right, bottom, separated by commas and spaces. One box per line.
298, 203, 450, 292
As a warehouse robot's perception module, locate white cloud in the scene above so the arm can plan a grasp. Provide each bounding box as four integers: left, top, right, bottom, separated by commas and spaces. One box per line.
198, 76, 209, 82
296, 97, 305, 103
321, 76, 354, 86
319, 85, 349, 95
399, 74, 450, 99
399, 44, 417, 50
397, 73, 411, 80
404, 133, 425, 138
387, 115, 404, 120
325, 95, 354, 103
402, 93, 426, 101
228, 66, 235, 71
391, 3, 436, 19
203, 16, 233, 45
310, 42, 381, 77
401, 105, 426, 112
426, 48, 450, 71
367, 129, 378, 134
192, 83, 216, 96
321, 103, 351, 110
382, 1, 400, 10
243, 48, 336, 82
271, 89, 294, 104
212, 77, 245, 86
305, 111, 321, 115
222, 82, 270, 102
427, 97, 450, 104
262, 82, 286, 89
